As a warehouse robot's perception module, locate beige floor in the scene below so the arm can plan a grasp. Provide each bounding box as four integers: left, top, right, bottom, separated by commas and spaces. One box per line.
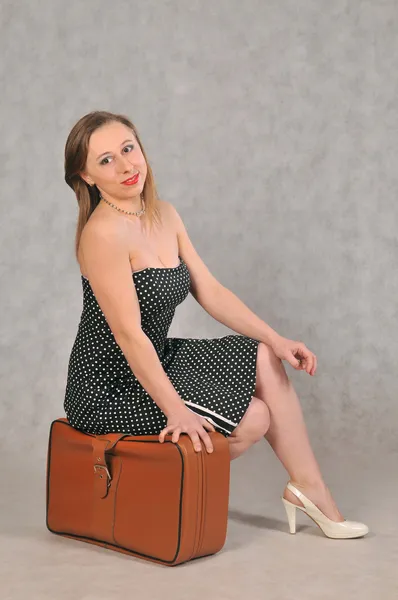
2, 442, 397, 600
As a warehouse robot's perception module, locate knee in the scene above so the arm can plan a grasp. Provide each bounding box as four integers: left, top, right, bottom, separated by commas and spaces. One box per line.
232, 397, 270, 446
255, 343, 288, 395
257, 342, 282, 369
248, 398, 271, 442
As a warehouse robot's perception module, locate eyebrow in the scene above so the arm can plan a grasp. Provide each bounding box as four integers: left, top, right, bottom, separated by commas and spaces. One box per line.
96, 139, 134, 160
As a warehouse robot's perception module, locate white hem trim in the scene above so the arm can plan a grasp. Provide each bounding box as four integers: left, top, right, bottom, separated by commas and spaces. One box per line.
184, 407, 233, 434
184, 400, 238, 427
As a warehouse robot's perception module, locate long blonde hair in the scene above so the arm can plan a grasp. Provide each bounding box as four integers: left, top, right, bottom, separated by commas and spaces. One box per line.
64, 110, 162, 261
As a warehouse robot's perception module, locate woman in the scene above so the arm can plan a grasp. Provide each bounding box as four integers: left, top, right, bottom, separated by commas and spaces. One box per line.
64, 110, 369, 540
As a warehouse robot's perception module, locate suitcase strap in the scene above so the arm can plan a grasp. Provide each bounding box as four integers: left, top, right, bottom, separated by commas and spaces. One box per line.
92, 433, 130, 498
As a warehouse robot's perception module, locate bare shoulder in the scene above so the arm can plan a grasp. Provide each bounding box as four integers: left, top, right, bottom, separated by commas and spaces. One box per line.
83, 206, 129, 236
77, 214, 143, 340
157, 199, 179, 226
79, 211, 130, 273
159, 199, 184, 233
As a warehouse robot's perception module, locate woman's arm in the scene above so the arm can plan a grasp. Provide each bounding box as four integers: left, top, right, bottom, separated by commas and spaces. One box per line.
168, 202, 281, 346
197, 284, 280, 347
80, 221, 187, 416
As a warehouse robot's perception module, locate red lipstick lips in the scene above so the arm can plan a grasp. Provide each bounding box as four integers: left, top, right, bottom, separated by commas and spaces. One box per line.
122, 173, 139, 185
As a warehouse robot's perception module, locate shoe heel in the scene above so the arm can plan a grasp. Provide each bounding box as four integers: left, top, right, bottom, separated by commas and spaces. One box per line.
282, 497, 297, 534
282, 481, 369, 539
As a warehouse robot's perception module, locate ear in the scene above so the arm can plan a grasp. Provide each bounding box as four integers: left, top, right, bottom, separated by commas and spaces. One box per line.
79, 172, 92, 186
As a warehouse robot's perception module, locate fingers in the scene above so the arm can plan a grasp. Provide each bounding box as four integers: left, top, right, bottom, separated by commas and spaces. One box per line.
171, 427, 182, 444
299, 345, 317, 375
159, 425, 184, 444
301, 355, 313, 374
158, 426, 171, 443
158, 421, 215, 453
295, 344, 317, 375
198, 428, 214, 453
311, 354, 317, 376
201, 419, 216, 432
189, 430, 202, 453
306, 351, 315, 374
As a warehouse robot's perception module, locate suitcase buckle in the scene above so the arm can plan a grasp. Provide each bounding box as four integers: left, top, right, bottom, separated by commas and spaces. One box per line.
93, 464, 112, 487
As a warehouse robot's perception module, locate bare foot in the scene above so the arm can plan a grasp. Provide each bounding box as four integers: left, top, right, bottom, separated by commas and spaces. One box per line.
283, 480, 345, 522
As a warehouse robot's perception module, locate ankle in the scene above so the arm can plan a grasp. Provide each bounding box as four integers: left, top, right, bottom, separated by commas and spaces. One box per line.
289, 479, 328, 493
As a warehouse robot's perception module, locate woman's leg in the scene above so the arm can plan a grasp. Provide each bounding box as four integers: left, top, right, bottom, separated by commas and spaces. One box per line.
228, 396, 271, 460
253, 342, 344, 521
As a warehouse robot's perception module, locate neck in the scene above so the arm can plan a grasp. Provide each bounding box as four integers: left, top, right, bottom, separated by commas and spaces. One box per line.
100, 192, 143, 213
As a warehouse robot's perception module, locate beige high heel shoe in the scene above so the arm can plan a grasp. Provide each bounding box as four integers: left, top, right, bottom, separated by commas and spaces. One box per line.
281, 482, 369, 539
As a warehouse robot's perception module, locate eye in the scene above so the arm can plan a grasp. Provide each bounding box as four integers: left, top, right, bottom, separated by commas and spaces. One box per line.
100, 145, 134, 165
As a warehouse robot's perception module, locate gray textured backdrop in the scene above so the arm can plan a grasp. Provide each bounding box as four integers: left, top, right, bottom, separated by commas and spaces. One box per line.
1, 1, 397, 596
2, 0, 396, 456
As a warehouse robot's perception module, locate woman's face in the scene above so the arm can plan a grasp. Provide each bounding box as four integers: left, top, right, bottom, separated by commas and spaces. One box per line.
81, 121, 147, 201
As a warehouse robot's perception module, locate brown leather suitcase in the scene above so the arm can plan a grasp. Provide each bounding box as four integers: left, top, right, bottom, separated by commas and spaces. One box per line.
46, 417, 231, 566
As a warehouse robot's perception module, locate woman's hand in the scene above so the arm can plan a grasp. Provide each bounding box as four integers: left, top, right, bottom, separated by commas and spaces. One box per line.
159, 406, 215, 453
270, 335, 317, 376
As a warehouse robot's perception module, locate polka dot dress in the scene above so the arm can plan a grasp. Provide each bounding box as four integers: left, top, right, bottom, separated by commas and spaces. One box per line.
64, 256, 260, 437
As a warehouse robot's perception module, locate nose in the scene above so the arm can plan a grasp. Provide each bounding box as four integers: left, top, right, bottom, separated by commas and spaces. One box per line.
117, 153, 135, 172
